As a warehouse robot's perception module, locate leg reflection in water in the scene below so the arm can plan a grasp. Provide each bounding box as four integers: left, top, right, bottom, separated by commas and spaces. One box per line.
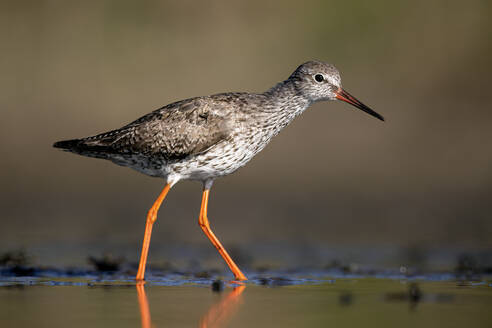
136, 282, 152, 328
136, 282, 246, 328
199, 284, 246, 328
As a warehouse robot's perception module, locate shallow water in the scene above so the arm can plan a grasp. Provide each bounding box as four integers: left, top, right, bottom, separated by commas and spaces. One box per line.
0, 276, 491, 328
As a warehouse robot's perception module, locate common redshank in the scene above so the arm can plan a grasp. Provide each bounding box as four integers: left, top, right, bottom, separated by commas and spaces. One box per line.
54, 60, 384, 281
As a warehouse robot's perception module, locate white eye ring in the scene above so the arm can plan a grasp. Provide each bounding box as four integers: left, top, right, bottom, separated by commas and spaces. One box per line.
314, 74, 324, 83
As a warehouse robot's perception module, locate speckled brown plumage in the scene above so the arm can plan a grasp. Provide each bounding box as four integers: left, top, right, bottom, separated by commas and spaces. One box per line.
54, 60, 383, 187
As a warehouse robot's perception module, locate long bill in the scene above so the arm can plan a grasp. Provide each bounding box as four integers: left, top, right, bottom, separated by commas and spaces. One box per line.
335, 88, 384, 122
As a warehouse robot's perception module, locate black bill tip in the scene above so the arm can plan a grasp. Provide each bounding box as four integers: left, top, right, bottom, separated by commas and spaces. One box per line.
335, 88, 384, 122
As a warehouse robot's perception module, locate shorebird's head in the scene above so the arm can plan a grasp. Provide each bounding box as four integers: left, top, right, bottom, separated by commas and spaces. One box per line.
291, 61, 384, 121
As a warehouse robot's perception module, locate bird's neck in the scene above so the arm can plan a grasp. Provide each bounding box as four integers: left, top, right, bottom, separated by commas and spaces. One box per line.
260, 79, 312, 132
263, 79, 311, 112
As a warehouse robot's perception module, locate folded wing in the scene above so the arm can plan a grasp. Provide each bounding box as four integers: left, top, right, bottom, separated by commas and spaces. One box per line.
54, 97, 233, 161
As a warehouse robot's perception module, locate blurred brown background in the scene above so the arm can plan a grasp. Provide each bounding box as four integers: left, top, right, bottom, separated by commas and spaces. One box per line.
1, 0, 491, 270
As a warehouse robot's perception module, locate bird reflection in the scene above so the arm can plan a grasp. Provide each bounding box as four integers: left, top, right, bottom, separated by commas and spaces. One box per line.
199, 284, 245, 328
136, 282, 245, 328
136, 282, 152, 328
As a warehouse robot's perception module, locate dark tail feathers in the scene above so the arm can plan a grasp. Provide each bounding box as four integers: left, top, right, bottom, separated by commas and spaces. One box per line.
53, 137, 116, 159
53, 139, 82, 150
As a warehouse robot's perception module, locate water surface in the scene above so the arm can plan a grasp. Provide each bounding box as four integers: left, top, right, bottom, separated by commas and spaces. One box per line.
1, 275, 491, 327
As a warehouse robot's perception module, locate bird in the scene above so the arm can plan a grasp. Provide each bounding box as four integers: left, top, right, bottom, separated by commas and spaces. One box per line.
53, 60, 384, 281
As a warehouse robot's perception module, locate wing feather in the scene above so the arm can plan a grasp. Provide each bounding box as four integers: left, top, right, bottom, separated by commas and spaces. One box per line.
66, 97, 233, 161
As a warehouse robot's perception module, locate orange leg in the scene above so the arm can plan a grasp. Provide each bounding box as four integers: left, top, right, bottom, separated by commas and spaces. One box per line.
198, 189, 247, 281
136, 184, 171, 281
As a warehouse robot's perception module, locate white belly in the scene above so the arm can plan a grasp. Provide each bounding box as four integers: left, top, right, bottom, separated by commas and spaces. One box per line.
167, 135, 268, 183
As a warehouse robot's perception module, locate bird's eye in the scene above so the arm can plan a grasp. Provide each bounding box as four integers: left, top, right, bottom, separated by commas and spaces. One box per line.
314, 74, 324, 83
